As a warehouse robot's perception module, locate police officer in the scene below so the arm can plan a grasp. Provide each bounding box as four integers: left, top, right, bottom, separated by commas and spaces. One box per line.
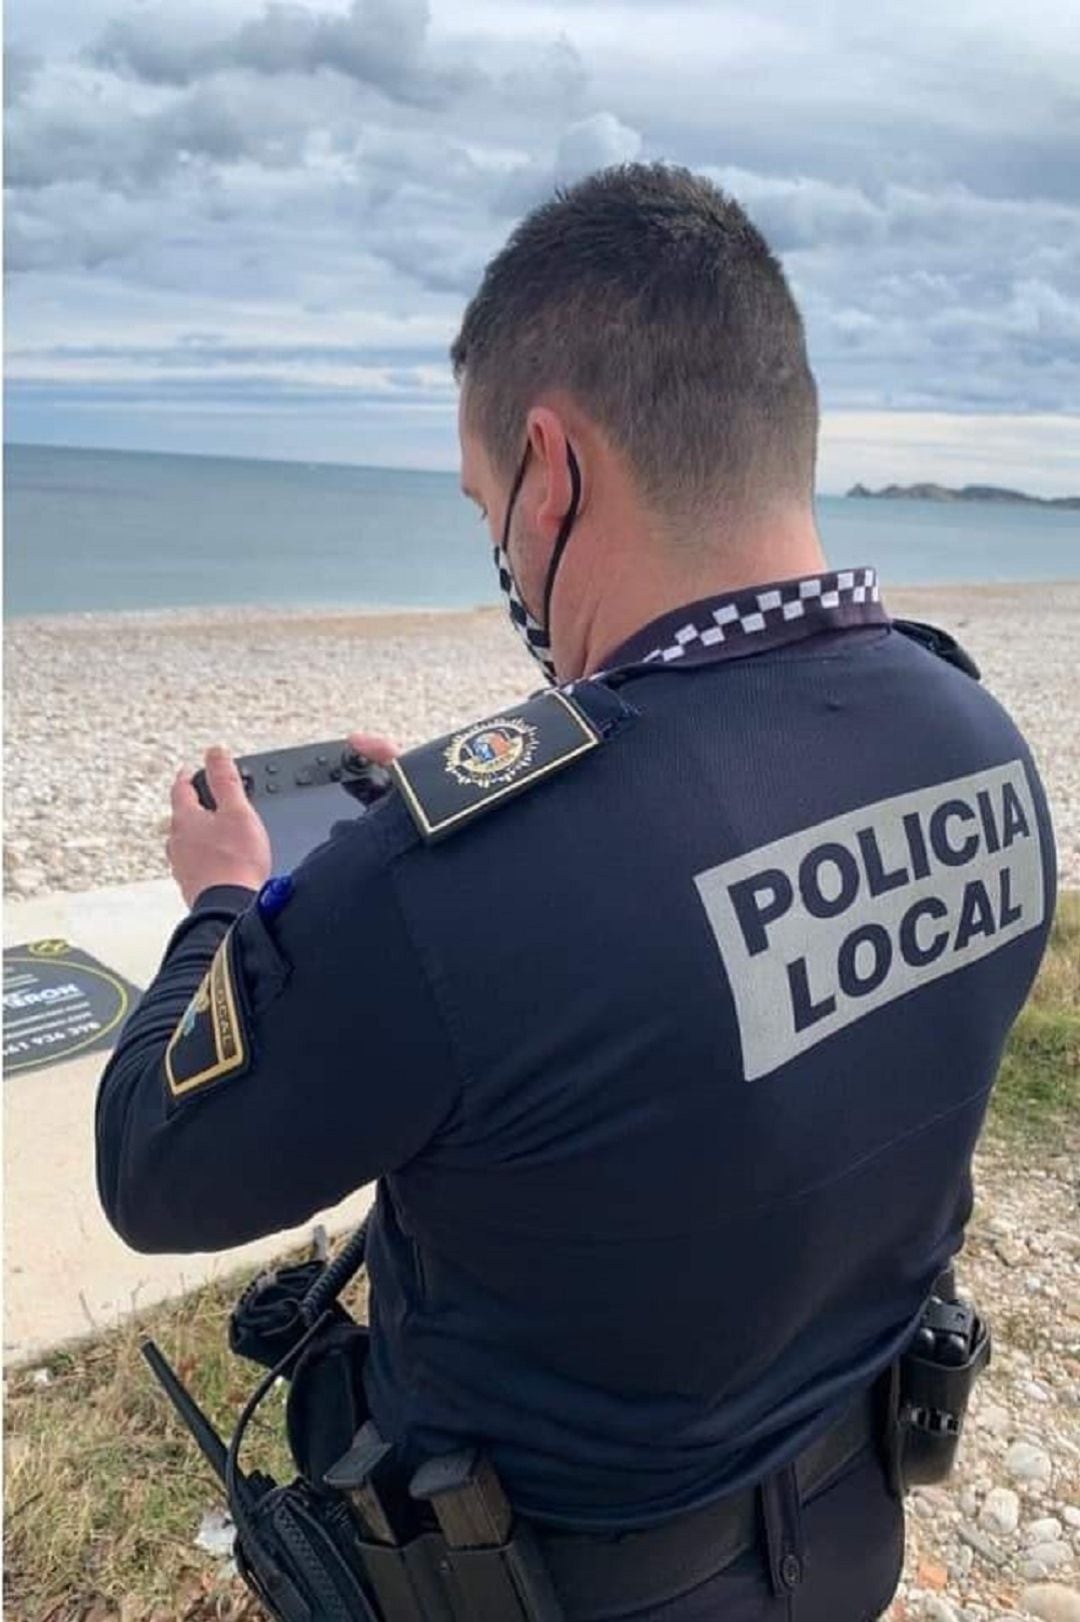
97, 164, 1056, 1620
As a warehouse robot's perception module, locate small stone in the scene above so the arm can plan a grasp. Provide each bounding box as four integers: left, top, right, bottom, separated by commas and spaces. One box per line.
1028, 1519, 1065, 1544
1005, 1441, 1053, 1484
30, 1367, 51, 1387
977, 1403, 1012, 1438
1064, 1508, 1080, 1530
914, 1485, 953, 1511
918, 1557, 950, 1590
921, 1597, 964, 1622
1021, 1584, 1080, 1622
1024, 1561, 1053, 1582
1029, 1543, 1074, 1573
6, 863, 47, 895
980, 1485, 1021, 1534
958, 1523, 1007, 1565
994, 1237, 1027, 1267
948, 1544, 975, 1579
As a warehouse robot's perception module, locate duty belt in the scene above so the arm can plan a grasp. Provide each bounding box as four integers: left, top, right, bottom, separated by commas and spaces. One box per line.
531, 1386, 882, 1620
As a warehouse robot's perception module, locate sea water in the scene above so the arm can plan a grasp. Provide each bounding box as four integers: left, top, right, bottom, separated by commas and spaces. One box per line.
4, 442, 1078, 618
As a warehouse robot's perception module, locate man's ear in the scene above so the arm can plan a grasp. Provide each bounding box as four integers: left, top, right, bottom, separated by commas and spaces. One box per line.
525, 407, 576, 542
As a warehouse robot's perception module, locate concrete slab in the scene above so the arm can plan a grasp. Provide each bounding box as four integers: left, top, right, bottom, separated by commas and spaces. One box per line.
4, 877, 186, 989
3, 881, 374, 1364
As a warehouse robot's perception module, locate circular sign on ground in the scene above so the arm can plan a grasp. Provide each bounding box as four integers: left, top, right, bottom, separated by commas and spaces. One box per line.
3, 941, 142, 1075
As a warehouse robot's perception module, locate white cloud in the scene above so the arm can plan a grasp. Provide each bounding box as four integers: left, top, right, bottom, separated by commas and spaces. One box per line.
818, 412, 1080, 497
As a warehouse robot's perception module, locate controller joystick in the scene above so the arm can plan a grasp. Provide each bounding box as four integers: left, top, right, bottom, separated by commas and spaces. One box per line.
340, 749, 393, 807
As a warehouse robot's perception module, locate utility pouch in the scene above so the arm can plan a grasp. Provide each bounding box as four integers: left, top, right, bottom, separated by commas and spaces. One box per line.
239, 1478, 381, 1622
894, 1289, 991, 1489
230, 1259, 351, 1370
324, 1439, 565, 1622
286, 1320, 372, 1487
341, 1515, 564, 1622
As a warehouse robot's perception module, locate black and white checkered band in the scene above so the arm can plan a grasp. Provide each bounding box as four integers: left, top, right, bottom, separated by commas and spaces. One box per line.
632, 568, 883, 668
493, 541, 557, 680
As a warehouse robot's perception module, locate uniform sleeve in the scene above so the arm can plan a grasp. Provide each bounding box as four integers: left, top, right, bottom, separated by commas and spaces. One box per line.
95, 812, 460, 1254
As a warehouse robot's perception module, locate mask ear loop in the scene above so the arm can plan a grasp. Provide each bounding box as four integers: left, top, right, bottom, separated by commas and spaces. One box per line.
501, 445, 531, 549
541, 445, 582, 633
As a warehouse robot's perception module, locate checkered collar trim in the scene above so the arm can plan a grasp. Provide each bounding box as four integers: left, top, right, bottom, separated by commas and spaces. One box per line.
603, 568, 885, 672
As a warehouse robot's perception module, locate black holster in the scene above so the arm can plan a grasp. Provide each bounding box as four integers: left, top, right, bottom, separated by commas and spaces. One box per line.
885, 1280, 991, 1493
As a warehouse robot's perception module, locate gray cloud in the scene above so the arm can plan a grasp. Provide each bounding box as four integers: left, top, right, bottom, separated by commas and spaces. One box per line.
92, 0, 478, 108
4, 43, 41, 104
4, 0, 1079, 432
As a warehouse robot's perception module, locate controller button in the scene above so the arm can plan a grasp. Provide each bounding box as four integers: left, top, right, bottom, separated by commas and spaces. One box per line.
295, 768, 313, 786
266, 782, 279, 793
266, 762, 278, 774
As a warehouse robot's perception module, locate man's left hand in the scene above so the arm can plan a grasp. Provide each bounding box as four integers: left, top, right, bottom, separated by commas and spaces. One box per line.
168, 746, 272, 908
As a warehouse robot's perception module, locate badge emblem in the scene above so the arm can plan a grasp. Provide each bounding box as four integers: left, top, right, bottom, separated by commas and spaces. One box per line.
178, 976, 212, 1041
444, 718, 539, 788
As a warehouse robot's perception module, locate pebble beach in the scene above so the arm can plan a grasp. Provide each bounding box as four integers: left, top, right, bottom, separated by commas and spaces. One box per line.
4, 581, 1079, 897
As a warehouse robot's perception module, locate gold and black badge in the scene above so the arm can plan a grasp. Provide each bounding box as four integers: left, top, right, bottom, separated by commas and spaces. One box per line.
165, 929, 249, 1100
392, 690, 601, 842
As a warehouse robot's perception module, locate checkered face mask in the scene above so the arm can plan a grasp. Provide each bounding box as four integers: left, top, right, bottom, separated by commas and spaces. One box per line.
493, 443, 581, 685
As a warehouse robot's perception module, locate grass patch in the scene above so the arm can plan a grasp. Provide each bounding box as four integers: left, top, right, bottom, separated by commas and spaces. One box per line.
4, 1247, 368, 1622
4, 899, 1076, 1619
988, 888, 1080, 1141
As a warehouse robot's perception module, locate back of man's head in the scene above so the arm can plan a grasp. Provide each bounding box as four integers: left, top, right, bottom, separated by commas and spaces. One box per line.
452, 163, 819, 532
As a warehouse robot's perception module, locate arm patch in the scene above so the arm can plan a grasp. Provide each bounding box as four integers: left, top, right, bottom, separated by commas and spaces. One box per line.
391, 689, 601, 843
165, 927, 250, 1100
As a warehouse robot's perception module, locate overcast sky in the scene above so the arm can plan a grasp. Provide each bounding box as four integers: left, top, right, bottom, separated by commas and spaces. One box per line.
5, 0, 1079, 493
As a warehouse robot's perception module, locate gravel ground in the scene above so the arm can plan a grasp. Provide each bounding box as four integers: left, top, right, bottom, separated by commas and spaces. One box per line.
4, 582, 1079, 897
883, 1137, 1080, 1622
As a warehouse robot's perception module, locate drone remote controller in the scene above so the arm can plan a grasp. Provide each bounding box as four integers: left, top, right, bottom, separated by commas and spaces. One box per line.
192, 741, 394, 871
193, 741, 392, 811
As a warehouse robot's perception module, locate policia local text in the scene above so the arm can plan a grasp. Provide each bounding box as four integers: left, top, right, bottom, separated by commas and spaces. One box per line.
695, 760, 1046, 1081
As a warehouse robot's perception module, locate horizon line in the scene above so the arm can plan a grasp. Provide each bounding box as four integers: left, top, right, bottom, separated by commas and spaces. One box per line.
11, 438, 1075, 504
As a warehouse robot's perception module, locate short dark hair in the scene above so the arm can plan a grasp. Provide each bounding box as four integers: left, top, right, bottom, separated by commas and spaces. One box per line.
451, 163, 819, 523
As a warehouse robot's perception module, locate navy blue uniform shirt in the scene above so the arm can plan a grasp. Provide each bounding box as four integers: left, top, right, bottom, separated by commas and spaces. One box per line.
96, 570, 1055, 1529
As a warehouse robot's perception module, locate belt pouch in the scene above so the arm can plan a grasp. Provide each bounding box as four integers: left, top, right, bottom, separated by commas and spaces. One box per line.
286, 1322, 371, 1485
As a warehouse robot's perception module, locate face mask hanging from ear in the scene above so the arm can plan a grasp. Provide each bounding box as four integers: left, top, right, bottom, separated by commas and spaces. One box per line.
493, 443, 582, 685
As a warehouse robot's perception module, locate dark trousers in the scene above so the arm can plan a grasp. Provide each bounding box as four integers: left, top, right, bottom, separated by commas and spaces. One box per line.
554, 1445, 904, 1622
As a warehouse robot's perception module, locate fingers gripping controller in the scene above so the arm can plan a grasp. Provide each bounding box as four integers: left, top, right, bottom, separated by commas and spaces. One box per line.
193, 741, 394, 811
191, 740, 396, 875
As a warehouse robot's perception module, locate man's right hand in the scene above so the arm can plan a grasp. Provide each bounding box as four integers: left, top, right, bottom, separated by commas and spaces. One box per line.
347, 731, 400, 766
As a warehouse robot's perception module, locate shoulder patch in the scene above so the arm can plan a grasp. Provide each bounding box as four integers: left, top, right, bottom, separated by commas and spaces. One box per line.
165, 927, 250, 1100
391, 689, 601, 842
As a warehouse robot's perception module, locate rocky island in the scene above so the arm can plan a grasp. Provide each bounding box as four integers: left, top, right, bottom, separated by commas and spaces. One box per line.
847, 482, 1080, 509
